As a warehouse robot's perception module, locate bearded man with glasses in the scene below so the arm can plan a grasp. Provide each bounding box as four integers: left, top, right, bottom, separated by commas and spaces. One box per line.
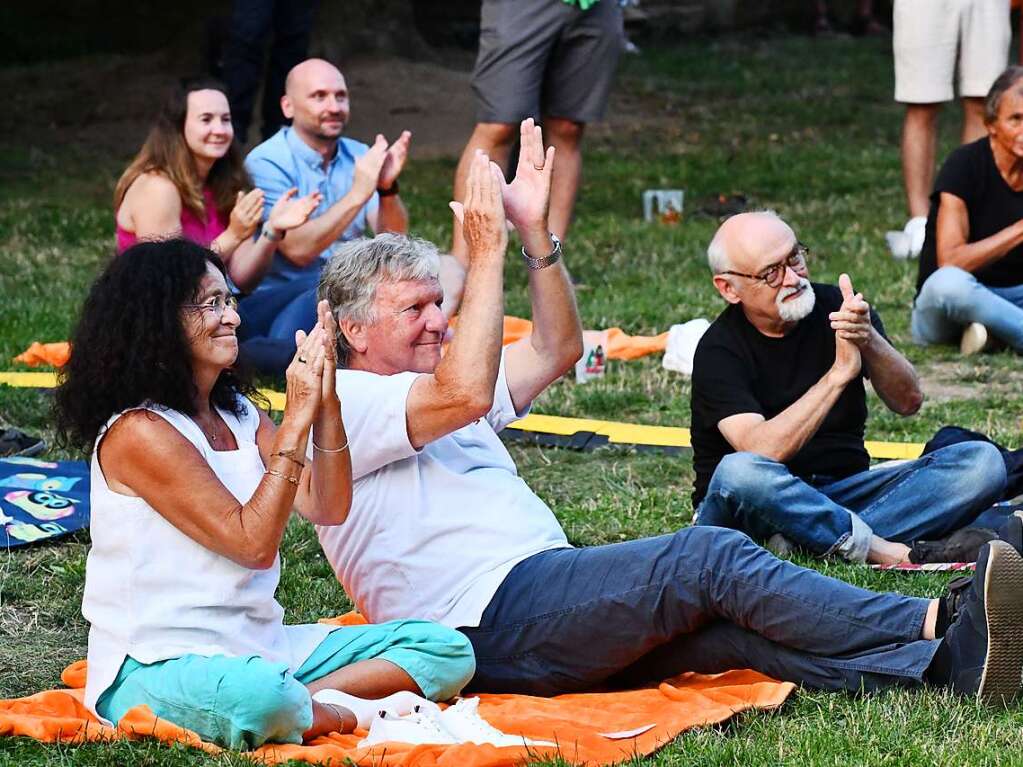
690, 211, 1011, 565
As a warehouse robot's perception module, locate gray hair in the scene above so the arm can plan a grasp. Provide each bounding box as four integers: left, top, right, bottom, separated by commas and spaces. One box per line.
985, 66, 1023, 124
706, 209, 783, 274
319, 232, 440, 365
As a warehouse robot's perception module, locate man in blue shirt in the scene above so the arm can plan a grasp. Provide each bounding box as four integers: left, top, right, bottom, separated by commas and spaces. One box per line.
238, 58, 411, 372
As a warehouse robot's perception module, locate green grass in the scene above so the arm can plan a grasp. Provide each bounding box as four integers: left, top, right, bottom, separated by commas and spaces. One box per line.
3, 33, 1023, 766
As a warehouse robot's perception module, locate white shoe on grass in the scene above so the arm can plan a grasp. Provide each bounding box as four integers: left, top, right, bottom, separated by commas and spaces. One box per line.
358, 710, 459, 747
904, 215, 927, 258
960, 323, 991, 356
434, 697, 557, 748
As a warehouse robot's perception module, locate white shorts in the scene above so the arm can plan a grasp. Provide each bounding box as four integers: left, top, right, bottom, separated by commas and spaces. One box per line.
894, 0, 1011, 103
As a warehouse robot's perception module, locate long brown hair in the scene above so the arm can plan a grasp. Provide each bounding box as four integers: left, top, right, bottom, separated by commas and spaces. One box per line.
114, 77, 250, 221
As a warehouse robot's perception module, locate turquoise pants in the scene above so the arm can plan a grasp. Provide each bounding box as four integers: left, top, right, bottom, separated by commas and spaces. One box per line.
96, 620, 475, 749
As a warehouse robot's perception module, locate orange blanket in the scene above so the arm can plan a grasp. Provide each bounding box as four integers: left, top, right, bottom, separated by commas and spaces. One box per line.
490, 317, 669, 361
13, 341, 70, 368
13, 319, 668, 369
1, 616, 794, 766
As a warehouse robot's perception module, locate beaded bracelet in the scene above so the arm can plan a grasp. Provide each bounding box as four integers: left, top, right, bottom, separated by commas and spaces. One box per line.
313, 439, 350, 453
264, 468, 299, 485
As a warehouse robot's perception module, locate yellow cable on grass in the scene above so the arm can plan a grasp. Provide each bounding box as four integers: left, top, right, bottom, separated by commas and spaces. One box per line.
0, 372, 926, 459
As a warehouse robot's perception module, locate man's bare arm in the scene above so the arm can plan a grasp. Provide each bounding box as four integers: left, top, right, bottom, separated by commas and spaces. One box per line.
936, 192, 1023, 273
277, 136, 389, 266
860, 330, 922, 415
405, 151, 508, 448
828, 273, 922, 416
718, 334, 860, 462
503, 120, 584, 410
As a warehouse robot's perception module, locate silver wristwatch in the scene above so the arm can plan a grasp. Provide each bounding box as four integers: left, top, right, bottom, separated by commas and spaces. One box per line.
261, 223, 285, 242
521, 233, 562, 270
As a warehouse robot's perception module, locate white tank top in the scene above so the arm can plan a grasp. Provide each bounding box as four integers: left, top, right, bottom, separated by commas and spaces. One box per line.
81, 396, 332, 720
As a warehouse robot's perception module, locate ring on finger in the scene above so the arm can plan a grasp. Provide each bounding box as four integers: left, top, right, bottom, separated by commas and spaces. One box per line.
533, 164, 544, 171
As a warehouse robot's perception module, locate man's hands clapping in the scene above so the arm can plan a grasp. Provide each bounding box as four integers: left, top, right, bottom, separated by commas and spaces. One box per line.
352, 131, 412, 202
829, 274, 867, 385
501, 118, 555, 238
449, 150, 508, 264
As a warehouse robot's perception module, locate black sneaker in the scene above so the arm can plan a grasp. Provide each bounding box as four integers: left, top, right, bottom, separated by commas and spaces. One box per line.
928, 540, 1023, 705
909, 527, 998, 565
996, 510, 1023, 557
0, 428, 45, 458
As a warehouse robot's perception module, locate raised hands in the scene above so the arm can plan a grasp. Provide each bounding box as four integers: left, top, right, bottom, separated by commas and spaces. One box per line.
449, 149, 508, 262
228, 188, 265, 241
829, 274, 866, 385
285, 300, 341, 430
829, 274, 873, 348
378, 130, 411, 191
502, 118, 555, 235
267, 188, 323, 233
352, 132, 412, 201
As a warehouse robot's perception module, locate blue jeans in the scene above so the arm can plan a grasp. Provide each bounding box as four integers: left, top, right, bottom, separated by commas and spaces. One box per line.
912, 266, 1023, 352
459, 527, 938, 696
694, 443, 1007, 562
237, 276, 319, 373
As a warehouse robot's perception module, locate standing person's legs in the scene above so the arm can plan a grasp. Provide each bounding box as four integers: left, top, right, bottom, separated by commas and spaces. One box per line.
912, 266, 1023, 351
452, 0, 570, 266
959, 0, 1012, 143
541, 0, 623, 239
222, 0, 276, 145
263, 0, 320, 141
893, 0, 955, 219
459, 527, 939, 696
817, 441, 1007, 541
539, 117, 584, 240
901, 104, 942, 218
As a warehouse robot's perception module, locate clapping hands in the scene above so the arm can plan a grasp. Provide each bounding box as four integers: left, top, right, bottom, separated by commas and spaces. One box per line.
353, 131, 412, 201
501, 118, 555, 236
449, 149, 508, 262
267, 188, 323, 234
285, 300, 340, 430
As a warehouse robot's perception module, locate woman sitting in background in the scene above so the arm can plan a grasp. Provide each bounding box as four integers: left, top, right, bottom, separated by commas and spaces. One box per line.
113, 77, 320, 293
54, 239, 474, 749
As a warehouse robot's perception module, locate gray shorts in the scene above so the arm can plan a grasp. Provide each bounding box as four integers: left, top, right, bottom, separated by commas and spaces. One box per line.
472, 0, 624, 125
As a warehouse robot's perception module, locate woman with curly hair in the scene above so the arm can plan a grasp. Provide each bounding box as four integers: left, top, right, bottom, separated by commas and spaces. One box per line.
113, 77, 321, 293
54, 239, 475, 749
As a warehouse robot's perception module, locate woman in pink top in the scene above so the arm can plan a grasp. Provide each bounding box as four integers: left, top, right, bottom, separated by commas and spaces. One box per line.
114, 77, 320, 293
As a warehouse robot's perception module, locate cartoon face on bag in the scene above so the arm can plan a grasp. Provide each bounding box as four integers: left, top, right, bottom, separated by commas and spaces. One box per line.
0, 472, 82, 492
4, 489, 76, 520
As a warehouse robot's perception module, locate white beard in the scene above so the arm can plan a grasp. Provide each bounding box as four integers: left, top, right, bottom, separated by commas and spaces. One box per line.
776, 278, 816, 322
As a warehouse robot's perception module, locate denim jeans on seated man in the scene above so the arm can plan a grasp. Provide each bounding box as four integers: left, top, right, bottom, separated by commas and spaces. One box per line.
694, 442, 1008, 562
236, 275, 318, 373
460, 526, 940, 696
912, 266, 1023, 353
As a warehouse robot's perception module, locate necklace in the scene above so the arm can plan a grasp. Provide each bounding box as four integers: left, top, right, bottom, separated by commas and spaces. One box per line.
192, 413, 221, 446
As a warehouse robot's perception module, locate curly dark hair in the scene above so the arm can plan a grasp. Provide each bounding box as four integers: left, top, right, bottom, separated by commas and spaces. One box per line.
54, 239, 266, 455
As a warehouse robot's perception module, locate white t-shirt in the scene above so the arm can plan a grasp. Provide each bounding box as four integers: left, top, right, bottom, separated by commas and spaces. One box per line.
316, 352, 571, 628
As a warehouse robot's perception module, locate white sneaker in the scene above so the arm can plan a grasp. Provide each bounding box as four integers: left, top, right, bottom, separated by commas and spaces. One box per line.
960, 322, 990, 356
358, 710, 459, 747
434, 698, 557, 748
904, 215, 927, 258
885, 230, 911, 260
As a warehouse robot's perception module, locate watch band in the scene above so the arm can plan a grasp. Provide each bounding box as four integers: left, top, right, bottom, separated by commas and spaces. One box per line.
521, 233, 562, 270
261, 223, 285, 242
377, 181, 400, 197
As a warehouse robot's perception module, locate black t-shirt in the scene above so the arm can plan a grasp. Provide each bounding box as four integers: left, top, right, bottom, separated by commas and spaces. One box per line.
690, 283, 885, 507
916, 137, 1023, 294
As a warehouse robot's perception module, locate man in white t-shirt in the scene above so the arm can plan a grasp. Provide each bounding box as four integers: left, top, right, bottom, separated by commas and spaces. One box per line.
315, 119, 1023, 703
